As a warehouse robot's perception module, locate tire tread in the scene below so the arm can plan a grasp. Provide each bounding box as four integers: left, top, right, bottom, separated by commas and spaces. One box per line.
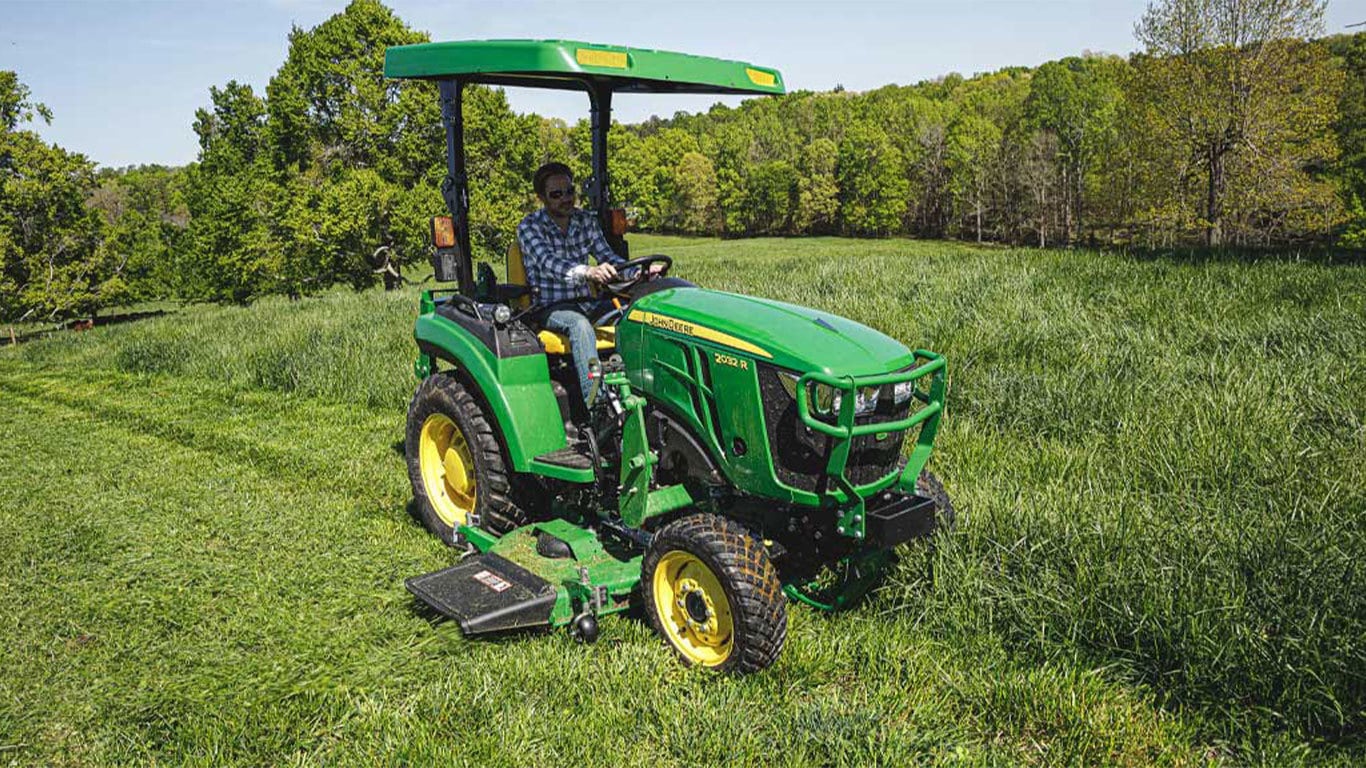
405, 373, 527, 544
644, 514, 787, 674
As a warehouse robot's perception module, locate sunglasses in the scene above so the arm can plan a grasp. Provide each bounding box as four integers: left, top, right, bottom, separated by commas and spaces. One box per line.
546, 188, 576, 200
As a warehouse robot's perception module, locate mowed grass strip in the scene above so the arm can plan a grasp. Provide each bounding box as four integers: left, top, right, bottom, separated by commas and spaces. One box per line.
3, 236, 1365, 762
0, 363, 1200, 766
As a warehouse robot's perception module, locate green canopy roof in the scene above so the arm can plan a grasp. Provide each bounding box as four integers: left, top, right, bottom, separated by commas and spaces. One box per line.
384, 39, 785, 96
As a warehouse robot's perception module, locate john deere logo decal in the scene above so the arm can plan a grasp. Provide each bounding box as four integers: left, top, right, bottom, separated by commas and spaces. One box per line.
628, 310, 772, 359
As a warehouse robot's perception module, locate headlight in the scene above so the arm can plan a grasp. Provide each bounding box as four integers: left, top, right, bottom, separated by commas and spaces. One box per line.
778, 371, 879, 417
850, 386, 879, 416
893, 380, 915, 405
492, 304, 512, 324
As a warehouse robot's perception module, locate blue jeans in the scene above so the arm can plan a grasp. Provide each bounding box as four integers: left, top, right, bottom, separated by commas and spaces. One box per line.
540, 298, 615, 406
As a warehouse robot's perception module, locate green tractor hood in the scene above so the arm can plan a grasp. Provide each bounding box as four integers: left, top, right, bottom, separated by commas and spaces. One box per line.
618, 285, 944, 515
627, 288, 916, 375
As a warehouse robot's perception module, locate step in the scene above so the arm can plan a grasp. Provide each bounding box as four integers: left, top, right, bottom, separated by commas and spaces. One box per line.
534, 444, 594, 470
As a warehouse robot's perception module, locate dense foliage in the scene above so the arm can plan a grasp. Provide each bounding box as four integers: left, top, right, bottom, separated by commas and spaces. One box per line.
1329, 29, 1366, 248
0, 72, 106, 321
3, 0, 1364, 320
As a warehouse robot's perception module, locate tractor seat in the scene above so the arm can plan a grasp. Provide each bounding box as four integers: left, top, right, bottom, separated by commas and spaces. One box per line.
506, 240, 616, 356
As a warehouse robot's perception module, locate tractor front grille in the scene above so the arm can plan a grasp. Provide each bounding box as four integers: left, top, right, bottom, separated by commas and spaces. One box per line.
757, 363, 912, 493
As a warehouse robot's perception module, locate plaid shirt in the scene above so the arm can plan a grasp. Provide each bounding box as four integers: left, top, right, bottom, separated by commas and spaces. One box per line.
517, 208, 626, 304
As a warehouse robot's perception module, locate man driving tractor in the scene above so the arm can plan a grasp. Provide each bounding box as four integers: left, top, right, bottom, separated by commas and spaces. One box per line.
517, 161, 652, 406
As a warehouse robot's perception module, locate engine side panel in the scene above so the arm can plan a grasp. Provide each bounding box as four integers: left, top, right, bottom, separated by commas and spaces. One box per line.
618, 301, 912, 506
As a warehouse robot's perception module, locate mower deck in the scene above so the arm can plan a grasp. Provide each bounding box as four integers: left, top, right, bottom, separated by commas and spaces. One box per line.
407, 518, 642, 634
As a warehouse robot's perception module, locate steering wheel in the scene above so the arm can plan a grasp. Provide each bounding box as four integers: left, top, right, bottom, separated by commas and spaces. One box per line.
604, 254, 672, 294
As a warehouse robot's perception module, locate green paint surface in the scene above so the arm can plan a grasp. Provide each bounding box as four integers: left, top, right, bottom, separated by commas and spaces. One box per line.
628, 287, 916, 375
385, 39, 785, 95
488, 519, 641, 626
413, 298, 567, 471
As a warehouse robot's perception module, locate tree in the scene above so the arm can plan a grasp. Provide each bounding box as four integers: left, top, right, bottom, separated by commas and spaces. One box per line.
673, 152, 719, 234
909, 98, 954, 238
1133, 0, 1337, 246
459, 86, 540, 261
837, 122, 908, 237
265, 0, 429, 181
603, 123, 654, 228
1025, 56, 1124, 243
946, 113, 1001, 242
276, 168, 399, 294
89, 165, 189, 304
705, 122, 755, 236
1328, 32, 1366, 247
740, 161, 798, 235
795, 138, 840, 235
0, 71, 51, 131
1019, 131, 1060, 247
193, 81, 268, 173
0, 72, 107, 322
182, 81, 279, 303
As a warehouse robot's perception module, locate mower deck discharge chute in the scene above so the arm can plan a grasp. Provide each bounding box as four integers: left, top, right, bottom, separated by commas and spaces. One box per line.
388, 39, 952, 673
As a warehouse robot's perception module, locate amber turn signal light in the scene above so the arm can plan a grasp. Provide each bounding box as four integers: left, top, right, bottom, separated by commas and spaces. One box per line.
431, 216, 456, 248
608, 208, 628, 237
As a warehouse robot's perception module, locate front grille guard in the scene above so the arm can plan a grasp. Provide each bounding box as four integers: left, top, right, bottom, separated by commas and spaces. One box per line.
794, 350, 946, 541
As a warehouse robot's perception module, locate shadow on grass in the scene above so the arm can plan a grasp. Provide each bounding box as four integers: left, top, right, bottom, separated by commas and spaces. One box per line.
3, 309, 173, 347
402, 497, 425, 533
2, 325, 61, 347
95, 309, 171, 326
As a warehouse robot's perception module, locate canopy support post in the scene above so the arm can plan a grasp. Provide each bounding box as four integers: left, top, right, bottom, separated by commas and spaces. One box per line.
587, 82, 627, 258
439, 78, 475, 296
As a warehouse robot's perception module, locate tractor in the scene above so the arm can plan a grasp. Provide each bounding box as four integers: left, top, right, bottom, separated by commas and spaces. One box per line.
387, 40, 951, 674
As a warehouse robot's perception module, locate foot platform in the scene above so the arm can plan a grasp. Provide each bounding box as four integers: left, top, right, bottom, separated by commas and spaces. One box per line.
534, 444, 594, 470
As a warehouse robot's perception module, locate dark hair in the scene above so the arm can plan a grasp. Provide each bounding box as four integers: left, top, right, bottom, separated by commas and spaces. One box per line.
533, 162, 574, 197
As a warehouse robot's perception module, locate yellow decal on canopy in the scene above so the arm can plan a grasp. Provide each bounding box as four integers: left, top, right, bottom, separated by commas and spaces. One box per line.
576, 49, 629, 69
745, 68, 777, 87
628, 310, 772, 359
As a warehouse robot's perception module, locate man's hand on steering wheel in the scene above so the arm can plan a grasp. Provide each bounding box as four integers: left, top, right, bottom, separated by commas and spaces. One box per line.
585, 263, 618, 284
603, 254, 673, 294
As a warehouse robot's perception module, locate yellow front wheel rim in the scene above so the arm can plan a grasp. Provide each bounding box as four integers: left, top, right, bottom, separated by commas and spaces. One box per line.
652, 551, 734, 666
418, 413, 477, 527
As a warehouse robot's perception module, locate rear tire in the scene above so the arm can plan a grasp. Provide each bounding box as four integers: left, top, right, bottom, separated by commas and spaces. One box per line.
642, 514, 786, 674
405, 373, 526, 545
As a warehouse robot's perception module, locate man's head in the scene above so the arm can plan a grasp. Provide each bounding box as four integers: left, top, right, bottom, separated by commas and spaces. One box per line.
534, 162, 577, 220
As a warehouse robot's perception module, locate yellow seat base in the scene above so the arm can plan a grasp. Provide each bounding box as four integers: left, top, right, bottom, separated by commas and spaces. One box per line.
508, 239, 616, 356
538, 326, 616, 356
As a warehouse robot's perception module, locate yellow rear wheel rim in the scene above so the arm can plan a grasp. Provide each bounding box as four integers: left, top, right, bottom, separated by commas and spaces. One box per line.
652, 551, 734, 666
418, 413, 477, 527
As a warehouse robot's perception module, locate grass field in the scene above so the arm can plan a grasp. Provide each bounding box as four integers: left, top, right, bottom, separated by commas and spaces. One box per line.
2, 236, 1363, 766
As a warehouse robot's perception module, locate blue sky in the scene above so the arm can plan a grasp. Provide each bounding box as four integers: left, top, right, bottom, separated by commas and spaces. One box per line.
4, 0, 1364, 169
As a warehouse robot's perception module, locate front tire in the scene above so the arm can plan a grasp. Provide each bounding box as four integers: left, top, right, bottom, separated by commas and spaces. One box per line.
916, 470, 955, 531
642, 514, 787, 674
405, 373, 525, 545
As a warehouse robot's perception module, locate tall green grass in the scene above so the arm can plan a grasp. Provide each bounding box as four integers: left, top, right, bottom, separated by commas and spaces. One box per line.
4, 236, 1363, 762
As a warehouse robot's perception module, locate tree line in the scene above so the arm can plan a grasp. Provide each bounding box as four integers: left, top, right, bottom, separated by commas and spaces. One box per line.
2, 0, 1363, 322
